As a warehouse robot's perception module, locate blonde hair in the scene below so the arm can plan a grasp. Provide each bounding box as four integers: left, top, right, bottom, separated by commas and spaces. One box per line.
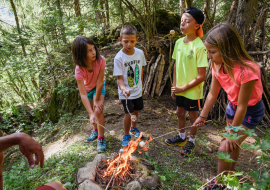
205, 22, 258, 83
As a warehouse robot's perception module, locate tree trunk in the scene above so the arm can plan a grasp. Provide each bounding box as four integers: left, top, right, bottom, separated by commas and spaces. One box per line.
119, 0, 125, 25
9, 0, 26, 56
56, 0, 68, 45
235, 0, 259, 44
93, 0, 103, 24
179, 0, 186, 16
100, 0, 107, 29
74, 0, 84, 34
185, 0, 193, 7
227, 0, 239, 27
105, 0, 110, 28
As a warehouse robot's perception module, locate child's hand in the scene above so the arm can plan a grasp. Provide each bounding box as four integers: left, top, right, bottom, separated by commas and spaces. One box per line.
90, 114, 97, 124
171, 86, 185, 94
222, 138, 238, 153
95, 100, 104, 113
171, 92, 176, 100
123, 89, 131, 98
193, 117, 206, 127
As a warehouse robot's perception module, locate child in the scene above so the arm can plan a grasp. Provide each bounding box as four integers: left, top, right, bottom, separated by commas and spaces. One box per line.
194, 22, 264, 189
72, 36, 107, 153
113, 25, 147, 146
165, 7, 208, 156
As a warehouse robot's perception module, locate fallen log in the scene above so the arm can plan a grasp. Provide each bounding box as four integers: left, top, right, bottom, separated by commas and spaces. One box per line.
155, 55, 166, 95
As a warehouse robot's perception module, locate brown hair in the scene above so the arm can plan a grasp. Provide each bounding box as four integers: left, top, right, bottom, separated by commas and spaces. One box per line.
72, 36, 101, 68
120, 25, 138, 38
205, 22, 258, 83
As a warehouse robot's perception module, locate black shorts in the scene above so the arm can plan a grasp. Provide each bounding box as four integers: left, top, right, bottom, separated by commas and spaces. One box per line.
121, 97, 144, 114
175, 95, 202, 111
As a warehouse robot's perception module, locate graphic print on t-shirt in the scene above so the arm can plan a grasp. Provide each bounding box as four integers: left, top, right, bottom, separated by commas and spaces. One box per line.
135, 64, 139, 85
128, 66, 134, 87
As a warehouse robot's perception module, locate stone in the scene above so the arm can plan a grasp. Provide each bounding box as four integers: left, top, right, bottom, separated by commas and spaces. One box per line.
78, 179, 102, 190
76, 154, 107, 184
139, 175, 160, 190
126, 181, 142, 190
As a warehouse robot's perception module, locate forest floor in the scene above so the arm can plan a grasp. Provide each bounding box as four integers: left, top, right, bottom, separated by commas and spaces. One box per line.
3, 43, 265, 190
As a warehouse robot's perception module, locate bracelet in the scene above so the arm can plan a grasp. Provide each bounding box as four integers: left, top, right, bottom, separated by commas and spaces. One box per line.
199, 115, 207, 122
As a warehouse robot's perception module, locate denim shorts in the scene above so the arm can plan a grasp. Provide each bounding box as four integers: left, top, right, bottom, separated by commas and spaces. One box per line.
226, 99, 265, 129
87, 81, 106, 101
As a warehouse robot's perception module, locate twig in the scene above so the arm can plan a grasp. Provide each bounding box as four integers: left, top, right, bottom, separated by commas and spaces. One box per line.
105, 153, 123, 190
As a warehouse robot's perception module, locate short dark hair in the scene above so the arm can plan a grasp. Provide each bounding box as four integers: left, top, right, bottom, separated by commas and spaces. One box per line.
120, 25, 138, 38
183, 7, 204, 24
71, 36, 101, 68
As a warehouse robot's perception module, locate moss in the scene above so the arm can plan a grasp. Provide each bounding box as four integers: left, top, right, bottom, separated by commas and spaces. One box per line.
47, 90, 60, 123
156, 9, 181, 34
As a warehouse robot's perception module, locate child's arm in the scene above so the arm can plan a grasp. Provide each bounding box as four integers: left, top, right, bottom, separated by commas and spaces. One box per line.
231, 80, 256, 126
171, 63, 177, 99
76, 80, 96, 123
94, 67, 105, 113
171, 67, 206, 94
194, 75, 221, 124
117, 76, 130, 98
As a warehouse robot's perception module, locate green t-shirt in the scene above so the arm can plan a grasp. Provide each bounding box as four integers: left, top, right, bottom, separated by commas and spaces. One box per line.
172, 37, 208, 100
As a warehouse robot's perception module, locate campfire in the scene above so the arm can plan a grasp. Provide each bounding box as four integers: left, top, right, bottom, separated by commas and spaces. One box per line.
95, 133, 143, 189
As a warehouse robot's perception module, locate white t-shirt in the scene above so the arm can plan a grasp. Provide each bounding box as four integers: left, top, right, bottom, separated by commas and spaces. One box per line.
113, 47, 147, 100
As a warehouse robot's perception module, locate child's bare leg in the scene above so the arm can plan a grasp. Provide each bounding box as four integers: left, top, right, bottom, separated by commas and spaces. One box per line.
189, 111, 198, 138
89, 100, 98, 130
93, 95, 105, 137
177, 107, 186, 132
218, 118, 248, 174
131, 110, 139, 129
124, 114, 131, 135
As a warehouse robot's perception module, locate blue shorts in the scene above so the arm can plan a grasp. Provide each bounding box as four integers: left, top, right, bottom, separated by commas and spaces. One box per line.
87, 81, 106, 101
226, 99, 265, 129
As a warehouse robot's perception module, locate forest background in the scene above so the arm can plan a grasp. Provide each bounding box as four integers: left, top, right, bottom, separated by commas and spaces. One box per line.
1, 0, 270, 189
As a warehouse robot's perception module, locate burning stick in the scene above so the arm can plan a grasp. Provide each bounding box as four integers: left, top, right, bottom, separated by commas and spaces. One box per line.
105, 149, 124, 190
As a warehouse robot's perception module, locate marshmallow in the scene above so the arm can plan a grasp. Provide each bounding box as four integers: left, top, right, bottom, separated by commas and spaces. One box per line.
170, 30, 175, 35
131, 115, 137, 122
119, 149, 124, 154
110, 130, 115, 136
139, 141, 145, 147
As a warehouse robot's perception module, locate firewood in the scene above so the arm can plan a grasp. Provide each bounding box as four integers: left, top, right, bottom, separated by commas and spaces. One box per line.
151, 65, 160, 97
143, 56, 155, 93
155, 55, 166, 94
144, 54, 162, 97
158, 59, 175, 96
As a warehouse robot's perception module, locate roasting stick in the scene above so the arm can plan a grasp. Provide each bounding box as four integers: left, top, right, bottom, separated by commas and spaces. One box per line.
80, 119, 116, 136
125, 96, 137, 122
105, 149, 124, 190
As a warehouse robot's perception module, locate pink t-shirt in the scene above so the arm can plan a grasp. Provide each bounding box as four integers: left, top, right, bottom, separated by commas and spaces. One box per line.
75, 56, 106, 92
212, 62, 263, 106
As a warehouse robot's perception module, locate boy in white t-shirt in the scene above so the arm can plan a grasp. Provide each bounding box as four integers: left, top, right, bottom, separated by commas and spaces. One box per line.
113, 25, 147, 146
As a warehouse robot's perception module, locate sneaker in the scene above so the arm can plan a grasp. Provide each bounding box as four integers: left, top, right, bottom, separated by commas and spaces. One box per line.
122, 135, 131, 147
129, 127, 141, 137
204, 178, 226, 190
181, 141, 195, 156
165, 135, 187, 146
97, 139, 106, 153
86, 130, 98, 142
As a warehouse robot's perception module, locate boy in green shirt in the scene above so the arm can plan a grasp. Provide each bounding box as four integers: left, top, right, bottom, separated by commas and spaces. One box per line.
165, 7, 208, 156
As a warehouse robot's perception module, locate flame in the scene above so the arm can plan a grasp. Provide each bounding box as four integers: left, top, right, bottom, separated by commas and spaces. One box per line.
103, 132, 143, 178
139, 135, 153, 152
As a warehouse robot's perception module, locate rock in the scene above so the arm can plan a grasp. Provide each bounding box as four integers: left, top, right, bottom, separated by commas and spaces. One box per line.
76, 154, 107, 184
139, 175, 160, 190
78, 179, 102, 190
126, 181, 142, 190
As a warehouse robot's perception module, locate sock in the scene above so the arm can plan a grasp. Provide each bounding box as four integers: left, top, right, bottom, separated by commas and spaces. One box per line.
98, 136, 104, 140
179, 132, 186, 140
189, 137, 196, 144
93, 129, 98, 132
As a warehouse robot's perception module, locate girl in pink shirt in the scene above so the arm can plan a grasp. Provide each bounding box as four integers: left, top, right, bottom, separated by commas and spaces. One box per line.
194, 23, 264, 189
72, 36, 106, 153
